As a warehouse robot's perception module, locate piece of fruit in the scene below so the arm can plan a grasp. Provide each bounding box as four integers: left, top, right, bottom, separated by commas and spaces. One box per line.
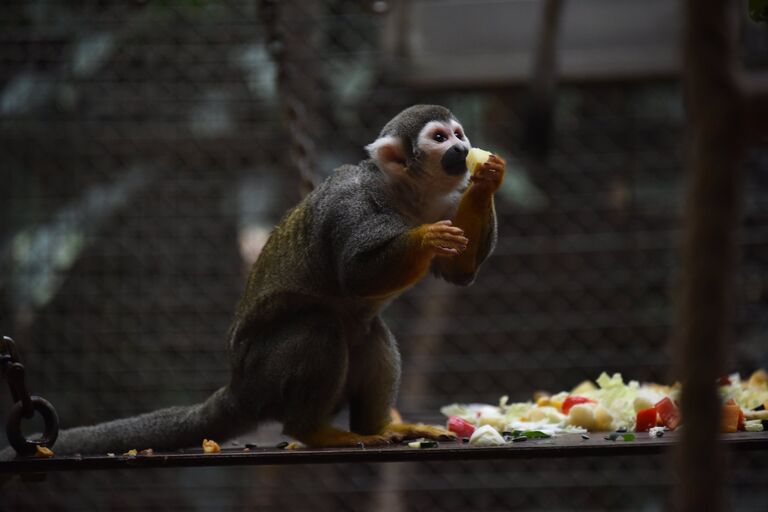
446, 416, 476, 438
202, 439, 221, 454
566, 403, 597, 430
717, 375, 732, 386
633, 396, 655, 413
655, 397, 681, 430
562, 396, 597, 415
570, 380, 598, 395
528, 406, 566, 423
748, 369, 768, 388
35, 446, 54, 458
593, 405, 614, 431
722, 400, 741, 433
468, 424, 506, 446
466, 148, 492, 175
635, 407, 658, 432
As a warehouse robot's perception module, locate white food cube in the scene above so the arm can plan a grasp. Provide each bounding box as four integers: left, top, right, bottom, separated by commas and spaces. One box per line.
466, 147, 492, 175
567, 403, 597, 430
468, 424, 507, 446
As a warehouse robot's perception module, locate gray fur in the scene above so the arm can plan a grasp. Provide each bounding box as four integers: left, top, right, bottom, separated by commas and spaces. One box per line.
0, 387, 241, 460
379, 104, 455, 162
0, 105, 495, 459
379, 105, 456, 179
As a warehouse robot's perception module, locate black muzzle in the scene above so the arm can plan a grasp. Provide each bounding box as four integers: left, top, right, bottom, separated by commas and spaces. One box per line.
441, 144, 469, 176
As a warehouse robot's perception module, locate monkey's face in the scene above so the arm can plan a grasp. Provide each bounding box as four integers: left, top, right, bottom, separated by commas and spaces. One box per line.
365, 119, 471, 181
365, 106, 472, 195
414, 120, 471, 178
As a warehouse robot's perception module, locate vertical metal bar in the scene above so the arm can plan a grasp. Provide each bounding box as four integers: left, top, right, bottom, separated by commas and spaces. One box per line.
676, 0, 744, 510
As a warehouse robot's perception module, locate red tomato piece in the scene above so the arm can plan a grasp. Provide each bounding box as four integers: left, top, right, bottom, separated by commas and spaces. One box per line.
447, 416, 476, 438
562, 396, 597, 415
655, 397, 681, 430
722, 400, 741, 433
717, 375, 732, 386
724, 399, 746, 431
635, 407, 658, 432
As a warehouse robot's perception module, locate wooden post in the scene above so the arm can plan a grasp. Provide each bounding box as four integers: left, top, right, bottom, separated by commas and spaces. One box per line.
675, 1, 745, 510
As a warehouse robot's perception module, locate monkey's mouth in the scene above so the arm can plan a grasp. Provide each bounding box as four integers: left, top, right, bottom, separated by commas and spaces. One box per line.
441, 144, 469, 176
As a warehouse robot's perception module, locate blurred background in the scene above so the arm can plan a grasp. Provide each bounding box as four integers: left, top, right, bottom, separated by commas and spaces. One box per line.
1, 0, 767, 510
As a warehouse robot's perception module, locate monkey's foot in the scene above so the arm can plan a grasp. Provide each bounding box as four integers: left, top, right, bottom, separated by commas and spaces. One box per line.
382, 422, 456, 442
292, 425, 392, 448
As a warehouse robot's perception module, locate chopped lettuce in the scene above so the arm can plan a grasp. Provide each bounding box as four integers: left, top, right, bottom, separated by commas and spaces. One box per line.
441, 370, 768, 437
719, 378, 768, 411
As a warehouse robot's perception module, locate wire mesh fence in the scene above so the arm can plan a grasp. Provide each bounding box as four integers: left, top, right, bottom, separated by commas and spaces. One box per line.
2, 1, 767, 510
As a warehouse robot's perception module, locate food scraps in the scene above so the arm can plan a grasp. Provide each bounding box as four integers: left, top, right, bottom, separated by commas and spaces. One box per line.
202, 439, 221, 454
468, 425, 507, 446
442, 370, 768, 440
35, 446, 54, 458
407, 438, 439, 449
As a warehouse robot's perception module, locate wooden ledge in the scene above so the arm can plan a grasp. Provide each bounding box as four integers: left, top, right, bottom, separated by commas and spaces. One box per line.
2, 431, 766, 474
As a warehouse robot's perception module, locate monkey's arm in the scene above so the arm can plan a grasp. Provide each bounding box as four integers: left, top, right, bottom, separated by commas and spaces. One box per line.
335, 208, 467, 298
433, 154, 505, 285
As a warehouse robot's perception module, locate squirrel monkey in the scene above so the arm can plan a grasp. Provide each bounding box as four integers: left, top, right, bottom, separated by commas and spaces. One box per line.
2, 105, 505, 456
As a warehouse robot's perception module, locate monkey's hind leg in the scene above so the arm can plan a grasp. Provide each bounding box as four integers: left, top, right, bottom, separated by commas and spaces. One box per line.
262, 311, 394, 448
292, 425, 391, 448
346, 317, 457, 444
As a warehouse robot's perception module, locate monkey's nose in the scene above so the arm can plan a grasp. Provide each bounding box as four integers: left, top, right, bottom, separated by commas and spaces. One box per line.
441, 144, 469, 175
452, 145, 469, 158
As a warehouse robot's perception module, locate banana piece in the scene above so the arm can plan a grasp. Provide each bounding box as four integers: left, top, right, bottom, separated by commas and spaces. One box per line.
466, 147, 493, 175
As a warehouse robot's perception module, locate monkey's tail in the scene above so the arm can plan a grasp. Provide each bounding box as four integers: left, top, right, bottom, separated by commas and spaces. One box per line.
0, 386, 247, 460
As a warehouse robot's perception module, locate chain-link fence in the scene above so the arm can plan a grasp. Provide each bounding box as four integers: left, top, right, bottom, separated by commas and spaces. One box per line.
2, 1, 767, 510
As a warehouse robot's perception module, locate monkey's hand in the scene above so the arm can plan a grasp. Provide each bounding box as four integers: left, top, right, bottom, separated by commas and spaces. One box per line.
469, 154, 505, 197
431, 155, 502, 284
416, 220, 468, 257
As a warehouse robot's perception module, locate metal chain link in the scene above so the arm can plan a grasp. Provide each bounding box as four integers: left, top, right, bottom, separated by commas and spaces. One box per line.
1, 336, 60, 455
1, 336, 33, 418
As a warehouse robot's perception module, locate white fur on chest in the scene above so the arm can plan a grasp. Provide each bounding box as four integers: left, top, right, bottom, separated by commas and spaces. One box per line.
391, 177, 467, 225
418, 186, 465, 224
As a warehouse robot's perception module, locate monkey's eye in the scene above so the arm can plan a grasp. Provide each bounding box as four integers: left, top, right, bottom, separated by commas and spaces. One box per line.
433, 132, 447, 143
454, 130, 464, 139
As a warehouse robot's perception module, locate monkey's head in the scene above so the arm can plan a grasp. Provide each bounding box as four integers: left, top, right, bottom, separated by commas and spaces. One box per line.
365, 105, 472, 189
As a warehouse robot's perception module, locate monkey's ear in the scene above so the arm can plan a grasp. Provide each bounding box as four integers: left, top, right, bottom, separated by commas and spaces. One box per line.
365, 136, 408, 176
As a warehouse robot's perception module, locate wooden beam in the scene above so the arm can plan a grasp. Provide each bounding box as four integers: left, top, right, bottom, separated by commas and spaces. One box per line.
740, 71, 768, 138
676, 1, 745, 510
2, 431, 767, 474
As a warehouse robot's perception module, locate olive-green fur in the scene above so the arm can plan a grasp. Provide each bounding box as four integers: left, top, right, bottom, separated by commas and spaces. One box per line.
0, 105, 497, 459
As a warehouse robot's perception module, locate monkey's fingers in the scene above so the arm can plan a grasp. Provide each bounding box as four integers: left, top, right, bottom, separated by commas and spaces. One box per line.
433, 247, 460, 257
432, 231, 469, 246
470, 161, 505, 195
436, 227, 466, 238
487, 153, 506, 166
473, 161, 504, 180
484, 161, 505, 174
430, 221, 465, 236
428, 242, 465, 255
423, 233, 468, 252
